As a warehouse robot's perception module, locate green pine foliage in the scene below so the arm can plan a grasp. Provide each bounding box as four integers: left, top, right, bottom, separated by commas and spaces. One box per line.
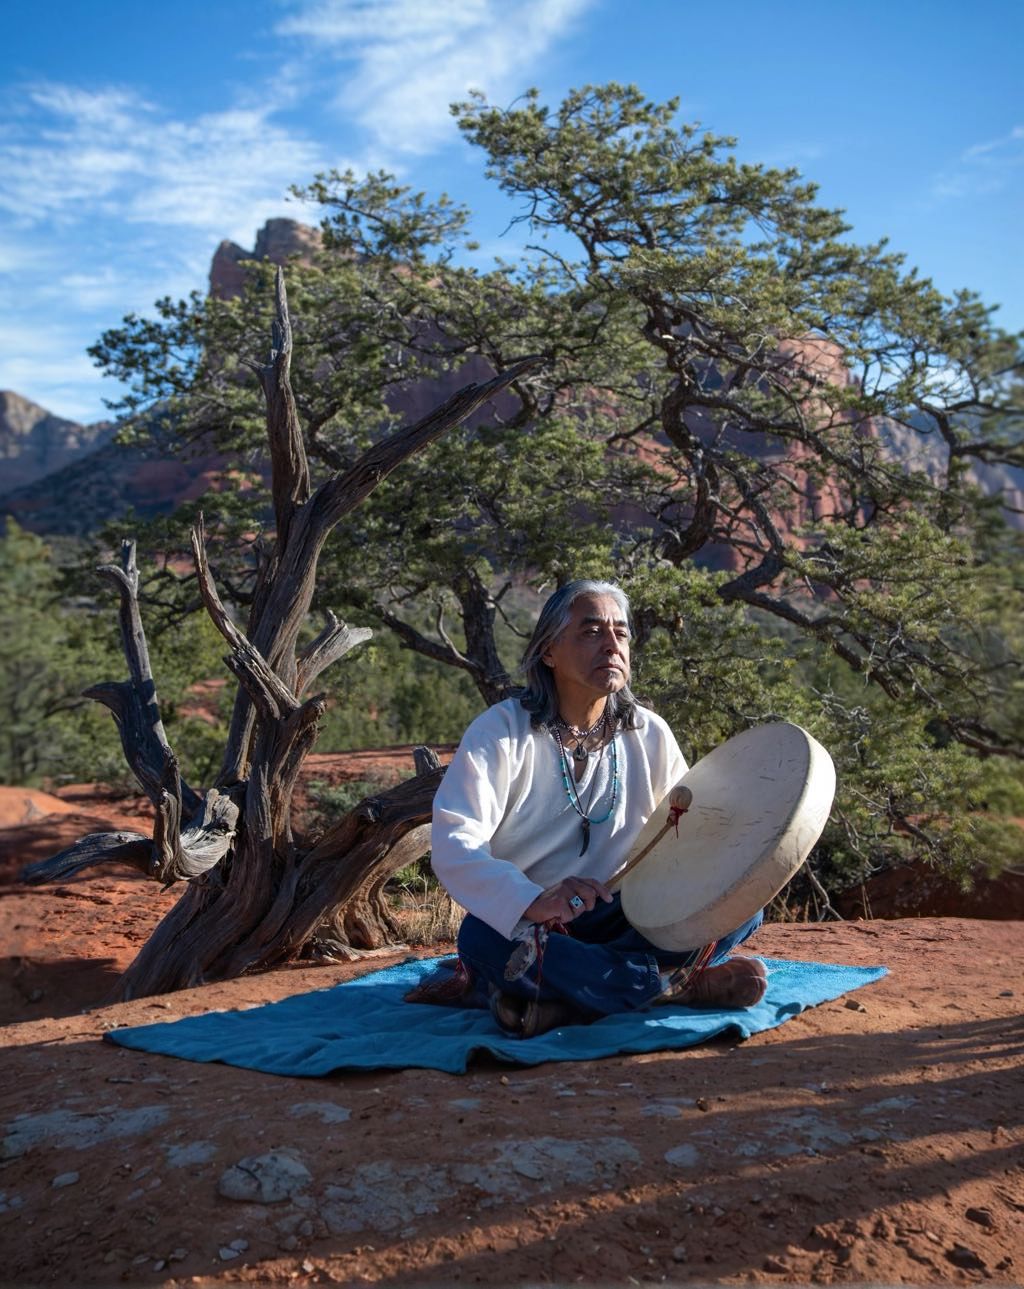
313, 628, 482, 750
0, 522, 235, 788
0, 521, 120, 786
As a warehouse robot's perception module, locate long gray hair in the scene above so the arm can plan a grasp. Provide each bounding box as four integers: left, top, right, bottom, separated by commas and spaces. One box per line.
519, 579, 641, 729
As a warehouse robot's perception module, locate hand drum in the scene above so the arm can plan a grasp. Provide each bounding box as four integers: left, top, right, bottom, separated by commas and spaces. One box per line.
619, 722, 836, 950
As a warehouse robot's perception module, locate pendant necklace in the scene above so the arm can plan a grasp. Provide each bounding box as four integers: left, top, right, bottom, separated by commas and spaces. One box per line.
556, 708, 608, 777
552, 725, 619, 856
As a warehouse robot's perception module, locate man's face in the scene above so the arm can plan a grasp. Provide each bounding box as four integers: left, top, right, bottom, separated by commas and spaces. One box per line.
542, 593, 632, 708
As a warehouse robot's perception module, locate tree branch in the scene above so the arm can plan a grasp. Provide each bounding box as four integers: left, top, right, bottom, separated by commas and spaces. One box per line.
255, 268, 311, 543
296, 612, 373, 694
90, 539, 201, 816
21, 832, 152, 885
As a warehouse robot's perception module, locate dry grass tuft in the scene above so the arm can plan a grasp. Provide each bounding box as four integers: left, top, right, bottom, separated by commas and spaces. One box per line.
393, 887, 465, 946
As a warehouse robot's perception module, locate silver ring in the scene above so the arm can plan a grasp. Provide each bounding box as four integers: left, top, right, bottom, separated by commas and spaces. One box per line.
568, 895, 585, 910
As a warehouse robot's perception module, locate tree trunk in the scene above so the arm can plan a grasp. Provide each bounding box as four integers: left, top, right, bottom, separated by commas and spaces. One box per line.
22, 271, 540, 998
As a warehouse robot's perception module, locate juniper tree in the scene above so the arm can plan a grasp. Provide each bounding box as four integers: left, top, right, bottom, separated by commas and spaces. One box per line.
447, 84, 1023, 879
25, 272, 539, 995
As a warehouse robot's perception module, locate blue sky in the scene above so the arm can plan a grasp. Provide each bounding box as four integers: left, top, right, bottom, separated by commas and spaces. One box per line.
2, 0, 1021, 424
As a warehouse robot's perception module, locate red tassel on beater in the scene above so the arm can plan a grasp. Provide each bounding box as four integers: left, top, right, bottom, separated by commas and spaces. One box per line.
668, 801, 688, 835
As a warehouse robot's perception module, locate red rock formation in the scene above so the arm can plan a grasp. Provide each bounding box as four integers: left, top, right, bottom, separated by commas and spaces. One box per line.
0, 390, 113, 495
209, 218, 322, 301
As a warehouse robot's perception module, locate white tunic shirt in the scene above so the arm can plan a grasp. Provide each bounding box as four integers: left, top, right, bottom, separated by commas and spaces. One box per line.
431, 698, 686, 938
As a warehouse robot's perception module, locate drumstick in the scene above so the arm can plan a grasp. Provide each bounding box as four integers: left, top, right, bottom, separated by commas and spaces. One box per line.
609, 786, 693, 891
608, 819, 673, 892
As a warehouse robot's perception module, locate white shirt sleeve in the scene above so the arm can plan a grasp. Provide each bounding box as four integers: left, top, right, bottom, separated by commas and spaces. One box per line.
430, 703, 547, 938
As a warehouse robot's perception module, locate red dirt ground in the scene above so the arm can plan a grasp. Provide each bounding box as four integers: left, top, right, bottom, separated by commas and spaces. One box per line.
0, 760, 1021, 1288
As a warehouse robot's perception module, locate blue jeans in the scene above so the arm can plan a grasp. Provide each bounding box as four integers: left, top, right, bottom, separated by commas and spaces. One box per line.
457, 895, 763, 1017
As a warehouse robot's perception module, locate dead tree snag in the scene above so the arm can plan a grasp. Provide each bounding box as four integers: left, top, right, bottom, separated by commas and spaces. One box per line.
22, 271, 540, 998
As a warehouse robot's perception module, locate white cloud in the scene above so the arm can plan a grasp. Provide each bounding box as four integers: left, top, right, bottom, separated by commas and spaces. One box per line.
0, 79, 340, 420
931, 124, 1024, 200
0, 2, 595, 419
279, 0, 492, 43
0, 83, 330, 240
27, 83, 149, 129
0, 233, 51, 274
276, 0, 594, 154
0, 319, 106, 423
50, 268, 135, 312
0, 86, 153, 219
963, 124, 1024, 160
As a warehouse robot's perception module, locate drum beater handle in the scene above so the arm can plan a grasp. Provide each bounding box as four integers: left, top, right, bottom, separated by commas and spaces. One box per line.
609, 786, 693, 891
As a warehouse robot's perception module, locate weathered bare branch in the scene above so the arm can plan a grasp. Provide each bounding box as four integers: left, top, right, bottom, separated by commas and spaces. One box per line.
223, 639, 301, 723
219, 347, 543, 782
190, 514, 247, 653
151, 752, 185, 881
251, 766, 445, 964
804, 860, 844, 922
296, 612, 373, 694
36, 286, 529, 1000
95, 540, 161, 717
266, 696, 327, 852
452, 567, 515, 704
319, 356, 542, 530
192, 513, 301, 723
249, 357, 546, 681
362, 599, 474, 672
88, 539, 201, 817
413, 745, 442, 774
113, 881, 217, 1001
160, 788, 240, 883
21, 832, 152, 885
320, 823, 432, 958
19, 789, 238, 889
258, 268, 311, 542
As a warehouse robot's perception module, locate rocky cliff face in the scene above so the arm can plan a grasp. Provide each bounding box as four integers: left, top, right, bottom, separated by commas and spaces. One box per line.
209, 218, 322, 300
2, 437, 228, 537
0, 391, 115, 496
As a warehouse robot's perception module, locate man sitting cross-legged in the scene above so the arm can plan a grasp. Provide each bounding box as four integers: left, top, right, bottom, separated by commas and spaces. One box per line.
427, 578, 767, 1039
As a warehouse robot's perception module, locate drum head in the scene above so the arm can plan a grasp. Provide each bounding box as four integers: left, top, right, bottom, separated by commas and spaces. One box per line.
620, 722, 835, 950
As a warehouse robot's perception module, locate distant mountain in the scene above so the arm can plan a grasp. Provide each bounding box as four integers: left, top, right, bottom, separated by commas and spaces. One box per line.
209, 218, 321, 300
0, 391, 115, 496
875, 412, 1024, 518
1, 434, 226, 538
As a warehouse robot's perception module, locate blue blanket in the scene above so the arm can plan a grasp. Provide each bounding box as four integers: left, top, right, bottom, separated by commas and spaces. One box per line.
106, 956, 886, 1076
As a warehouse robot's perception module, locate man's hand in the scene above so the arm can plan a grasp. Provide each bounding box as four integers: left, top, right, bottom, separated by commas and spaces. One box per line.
524, 876, 613, 926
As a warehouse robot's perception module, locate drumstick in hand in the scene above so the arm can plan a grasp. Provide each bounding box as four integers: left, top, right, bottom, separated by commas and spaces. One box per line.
608, 785, 692, 891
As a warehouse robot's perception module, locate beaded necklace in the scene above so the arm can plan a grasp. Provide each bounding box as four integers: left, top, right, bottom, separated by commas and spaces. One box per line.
555, 710, 608, 770
552, 725, 619, 856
